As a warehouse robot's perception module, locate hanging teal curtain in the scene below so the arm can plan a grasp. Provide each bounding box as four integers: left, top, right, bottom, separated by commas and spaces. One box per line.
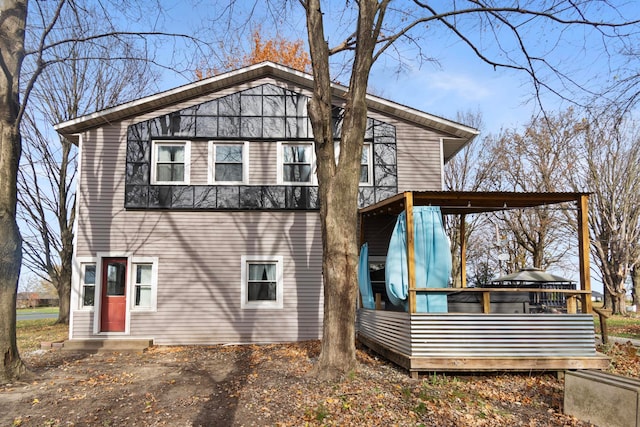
358, 243, 375, 309
385, 206, 451, 312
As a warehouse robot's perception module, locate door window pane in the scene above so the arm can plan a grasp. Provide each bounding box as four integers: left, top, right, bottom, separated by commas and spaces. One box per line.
106, 263, 126, 296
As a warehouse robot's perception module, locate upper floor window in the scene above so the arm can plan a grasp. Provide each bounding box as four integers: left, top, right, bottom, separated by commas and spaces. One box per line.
209, 141, 248, 184
278, 142, 315, 184
151, 141, 190, 184
360, 143, 373, 185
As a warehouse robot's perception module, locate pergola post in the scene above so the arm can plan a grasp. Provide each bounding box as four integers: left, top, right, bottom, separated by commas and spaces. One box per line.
577, 194, 593, 313
405, 192, 417, 314
460, 214, 467, 288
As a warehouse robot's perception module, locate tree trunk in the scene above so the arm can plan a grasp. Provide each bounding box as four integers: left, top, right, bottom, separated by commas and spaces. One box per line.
0, 206, 25, 383
611, 291, 627, 315
304, 0, 379, 379
55, 267, 72, 324
632, 266, 640, 307
0, 0, 28, 384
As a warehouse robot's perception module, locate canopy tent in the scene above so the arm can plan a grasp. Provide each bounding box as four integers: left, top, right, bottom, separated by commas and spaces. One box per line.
493, 268, 574, 285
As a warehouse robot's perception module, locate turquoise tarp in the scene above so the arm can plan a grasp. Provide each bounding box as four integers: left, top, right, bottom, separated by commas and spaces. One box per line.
385, 206, 451, 312
358, 243, 375, 309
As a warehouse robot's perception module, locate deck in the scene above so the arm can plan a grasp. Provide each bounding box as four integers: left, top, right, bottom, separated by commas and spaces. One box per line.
357, 191, 608, 375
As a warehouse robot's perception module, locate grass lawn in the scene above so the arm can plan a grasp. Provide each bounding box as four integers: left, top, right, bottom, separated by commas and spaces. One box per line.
17, 318, 68, 353
594, 313, 640, 340
17, 306, 59, 315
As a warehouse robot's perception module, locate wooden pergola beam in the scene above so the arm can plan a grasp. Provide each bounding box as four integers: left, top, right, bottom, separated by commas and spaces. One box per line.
405, 192, 417, 314
577, 194, 593, 313
460, 214, 467, 288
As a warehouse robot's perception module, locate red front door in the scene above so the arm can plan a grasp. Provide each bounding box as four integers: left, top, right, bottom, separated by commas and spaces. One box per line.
100, 258, 127, 332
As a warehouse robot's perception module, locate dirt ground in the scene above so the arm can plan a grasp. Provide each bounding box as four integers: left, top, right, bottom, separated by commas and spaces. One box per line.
1, 340, 633, 426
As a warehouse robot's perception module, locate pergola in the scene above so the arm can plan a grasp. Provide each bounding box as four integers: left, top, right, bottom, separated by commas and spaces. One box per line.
358, 190, 593, 314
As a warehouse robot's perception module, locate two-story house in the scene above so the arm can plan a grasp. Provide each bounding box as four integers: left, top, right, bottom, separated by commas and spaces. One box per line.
55, 62, 478, 345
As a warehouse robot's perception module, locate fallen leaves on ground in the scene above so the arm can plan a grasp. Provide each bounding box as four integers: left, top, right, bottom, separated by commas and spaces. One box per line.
1, 340, 637, 426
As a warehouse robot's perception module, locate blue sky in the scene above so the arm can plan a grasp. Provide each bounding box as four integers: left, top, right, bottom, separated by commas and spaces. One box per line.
152, 0, 638, 137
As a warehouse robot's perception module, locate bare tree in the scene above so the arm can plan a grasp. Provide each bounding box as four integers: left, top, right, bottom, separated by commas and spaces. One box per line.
0, 0, 29, 384
282, 1, 638, 377
1, 0, 211, 383
17, 2, 156, 325
444, 111, 493, 287
632, 266, 640, 307
571, 116, 640, 313
482, 111, 582, 271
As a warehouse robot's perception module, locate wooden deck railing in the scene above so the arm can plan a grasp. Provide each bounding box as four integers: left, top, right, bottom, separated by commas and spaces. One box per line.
373, 287, 592, 314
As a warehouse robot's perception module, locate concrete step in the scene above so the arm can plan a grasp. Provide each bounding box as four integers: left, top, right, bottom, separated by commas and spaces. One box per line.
61, 338, 153, 352
565, 370, 640, 427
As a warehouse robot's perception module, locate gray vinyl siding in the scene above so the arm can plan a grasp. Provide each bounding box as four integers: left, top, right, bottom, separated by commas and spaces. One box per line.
71, 78, 454, 344
70, 311, 95, 339
394, 122, 443, 191
249, 141, 277, 184
190, 141, 209, 184
367, 110, 445, 192
74, 118, 323, 344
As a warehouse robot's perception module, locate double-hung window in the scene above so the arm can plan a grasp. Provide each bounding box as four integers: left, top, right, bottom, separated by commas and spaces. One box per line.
360, 143, 373, 185
152, 141, 190, 184
278, 142, 315, 184
210, 142, 247, 183
241, 255, 284, 309
133, 264, 152, 308
131, 258, 158, 311
81, 264, 96, 308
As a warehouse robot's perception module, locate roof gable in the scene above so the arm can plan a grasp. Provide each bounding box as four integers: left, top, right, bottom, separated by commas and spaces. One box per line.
55, 62, 478, 158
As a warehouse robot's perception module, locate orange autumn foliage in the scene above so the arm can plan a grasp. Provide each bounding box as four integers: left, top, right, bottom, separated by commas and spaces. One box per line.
196, 31, 311, 80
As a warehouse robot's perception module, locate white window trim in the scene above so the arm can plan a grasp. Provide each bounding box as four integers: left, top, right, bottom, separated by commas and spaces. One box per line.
277, 141, 317, 185
151, 140, 191, 185
72, 256, 97, 311
208, 141, 249, 184
130, 257, 159, 312
241, 255, 284, 309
